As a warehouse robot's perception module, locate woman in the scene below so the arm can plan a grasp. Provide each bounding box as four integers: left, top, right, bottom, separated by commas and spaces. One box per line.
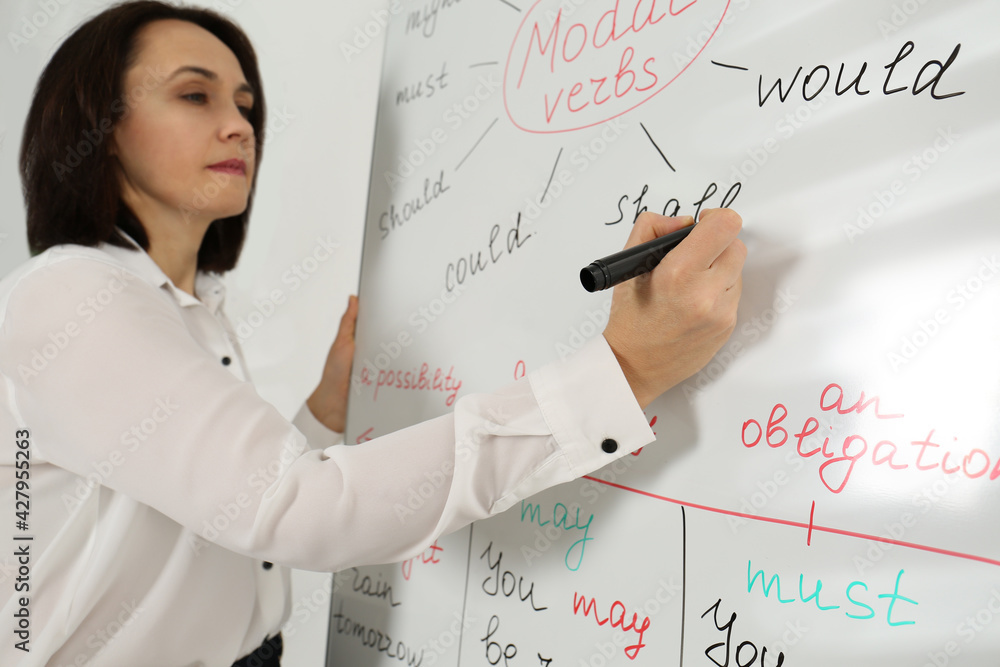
0, 1, 745, 665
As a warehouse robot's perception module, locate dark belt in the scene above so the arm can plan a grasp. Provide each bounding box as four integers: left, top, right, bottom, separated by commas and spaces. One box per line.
231, 633, 283, 667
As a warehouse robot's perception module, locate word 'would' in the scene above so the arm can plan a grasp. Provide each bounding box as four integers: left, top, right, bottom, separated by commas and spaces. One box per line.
757, 40, 964, 107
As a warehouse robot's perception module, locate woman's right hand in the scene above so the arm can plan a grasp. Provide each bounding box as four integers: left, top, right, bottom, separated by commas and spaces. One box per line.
602, 208, 746, 409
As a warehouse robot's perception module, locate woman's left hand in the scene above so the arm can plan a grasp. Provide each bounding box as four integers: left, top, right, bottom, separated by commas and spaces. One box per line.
306, 295, 359, 433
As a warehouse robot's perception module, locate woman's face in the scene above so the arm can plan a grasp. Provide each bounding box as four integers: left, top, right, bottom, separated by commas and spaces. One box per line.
112, 19, 256, 226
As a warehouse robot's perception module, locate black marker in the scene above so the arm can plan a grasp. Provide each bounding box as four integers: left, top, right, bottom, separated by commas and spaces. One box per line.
580, 224, 695, 292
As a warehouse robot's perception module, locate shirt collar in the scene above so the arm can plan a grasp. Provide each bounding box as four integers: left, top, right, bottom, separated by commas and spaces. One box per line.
100, 228, 228, 315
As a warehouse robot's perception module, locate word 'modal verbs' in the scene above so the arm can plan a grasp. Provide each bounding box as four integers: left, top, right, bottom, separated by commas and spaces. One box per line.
506, 0, 729, 131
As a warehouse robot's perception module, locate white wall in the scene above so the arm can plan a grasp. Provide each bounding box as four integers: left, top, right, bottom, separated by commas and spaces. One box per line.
0, 1, 387, 664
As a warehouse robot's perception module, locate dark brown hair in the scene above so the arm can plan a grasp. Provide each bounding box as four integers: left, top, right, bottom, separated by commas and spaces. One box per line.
19, 0, 267, 273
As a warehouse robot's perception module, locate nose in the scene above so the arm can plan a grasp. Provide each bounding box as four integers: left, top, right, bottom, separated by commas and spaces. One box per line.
221, 103, 254, 142
220, 104, 255, 163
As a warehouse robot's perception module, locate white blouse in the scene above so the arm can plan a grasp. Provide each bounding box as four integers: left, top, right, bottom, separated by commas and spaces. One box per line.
0, 232, 654, 666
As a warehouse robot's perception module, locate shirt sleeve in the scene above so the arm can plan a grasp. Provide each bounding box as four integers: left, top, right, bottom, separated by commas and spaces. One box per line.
1, 257, 655, 572
291, 402, 344, 448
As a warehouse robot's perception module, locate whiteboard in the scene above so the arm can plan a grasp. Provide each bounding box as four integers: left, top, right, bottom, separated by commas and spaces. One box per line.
329, 0, 1000, 665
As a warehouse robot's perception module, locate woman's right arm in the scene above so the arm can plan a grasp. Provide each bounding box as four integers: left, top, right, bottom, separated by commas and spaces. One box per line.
0, 209, 743, 573
0, 253, 653, 572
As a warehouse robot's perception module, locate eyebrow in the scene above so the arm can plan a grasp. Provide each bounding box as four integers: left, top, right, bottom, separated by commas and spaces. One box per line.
167, 65, 255, 98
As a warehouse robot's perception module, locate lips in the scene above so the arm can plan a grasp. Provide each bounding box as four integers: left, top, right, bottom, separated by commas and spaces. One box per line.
207, 159, 246, 175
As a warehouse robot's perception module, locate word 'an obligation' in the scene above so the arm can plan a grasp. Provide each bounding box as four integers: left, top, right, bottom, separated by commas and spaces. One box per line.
742, 383, 997, 493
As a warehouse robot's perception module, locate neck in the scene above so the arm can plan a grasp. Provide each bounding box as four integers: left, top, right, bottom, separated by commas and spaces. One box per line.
124, 198, 212, 297
146, 227, 204, 296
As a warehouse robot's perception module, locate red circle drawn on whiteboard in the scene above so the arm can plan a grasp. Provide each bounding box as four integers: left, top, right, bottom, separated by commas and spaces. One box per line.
503, 0, 732, 134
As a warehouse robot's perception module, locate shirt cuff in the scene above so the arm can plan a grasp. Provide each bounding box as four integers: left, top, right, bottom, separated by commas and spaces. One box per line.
292, 402, 344, 448
489, 334, 655, 513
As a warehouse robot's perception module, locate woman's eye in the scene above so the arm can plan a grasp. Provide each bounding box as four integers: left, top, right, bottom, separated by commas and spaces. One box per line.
184, 92, 252, 119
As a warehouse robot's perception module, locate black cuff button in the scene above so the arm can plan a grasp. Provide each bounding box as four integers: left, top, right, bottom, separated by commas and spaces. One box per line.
601, 438, 619, 454
262, 561, 273, 570
222, 356, 232, 366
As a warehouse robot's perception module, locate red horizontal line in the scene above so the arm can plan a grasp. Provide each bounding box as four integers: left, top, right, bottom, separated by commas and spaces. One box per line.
581, 475, 1000, 568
